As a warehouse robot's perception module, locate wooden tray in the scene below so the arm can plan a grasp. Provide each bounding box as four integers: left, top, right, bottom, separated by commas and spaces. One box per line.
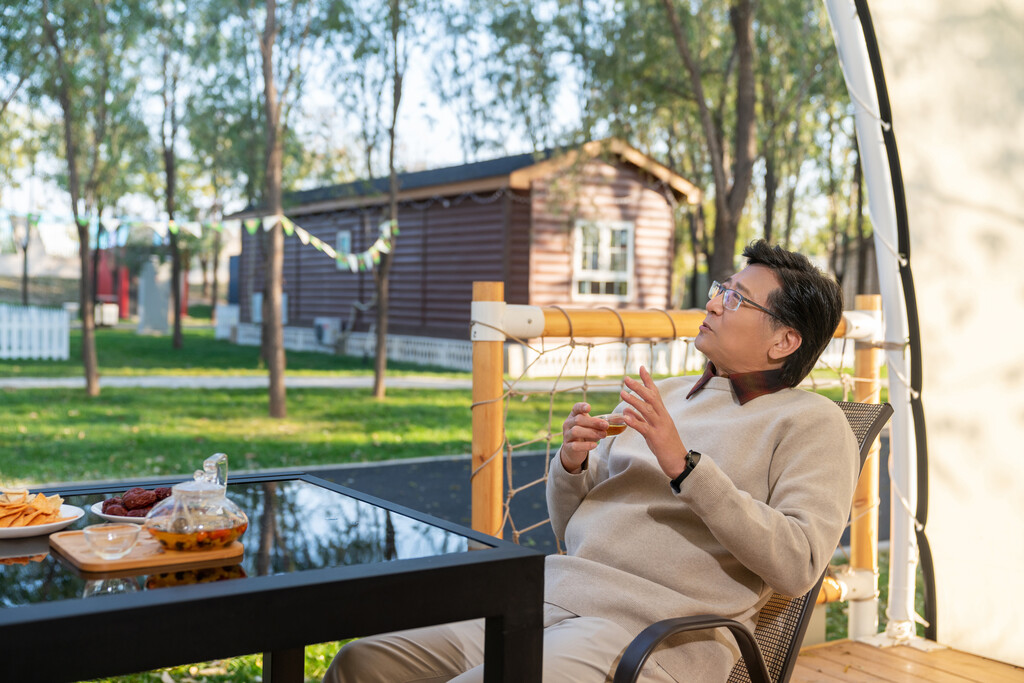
50, 530, 243, 575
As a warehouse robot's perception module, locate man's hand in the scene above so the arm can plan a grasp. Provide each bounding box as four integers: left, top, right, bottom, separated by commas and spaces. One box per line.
559, 402, 608, 474
621, 366, 688, 479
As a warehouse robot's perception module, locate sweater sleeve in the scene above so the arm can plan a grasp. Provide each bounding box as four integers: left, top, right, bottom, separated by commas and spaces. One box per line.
546, 437, 612, 541
678, 403, 860, 596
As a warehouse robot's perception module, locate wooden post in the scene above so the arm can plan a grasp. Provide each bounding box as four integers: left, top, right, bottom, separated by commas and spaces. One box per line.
471, 282, 505, 537
850, 294, 883, 635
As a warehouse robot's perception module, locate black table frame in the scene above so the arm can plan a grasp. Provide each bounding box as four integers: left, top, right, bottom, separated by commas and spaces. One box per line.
0, 472, 545, 682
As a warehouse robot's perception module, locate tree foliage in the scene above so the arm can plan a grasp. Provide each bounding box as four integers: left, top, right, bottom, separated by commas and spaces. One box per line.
0, 0, 869, 399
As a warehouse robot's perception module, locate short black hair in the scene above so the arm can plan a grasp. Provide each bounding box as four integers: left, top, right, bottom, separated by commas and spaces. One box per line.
742, 239, 844, 387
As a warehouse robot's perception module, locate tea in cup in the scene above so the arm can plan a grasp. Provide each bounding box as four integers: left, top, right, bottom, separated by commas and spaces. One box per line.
595, 413, 628, 436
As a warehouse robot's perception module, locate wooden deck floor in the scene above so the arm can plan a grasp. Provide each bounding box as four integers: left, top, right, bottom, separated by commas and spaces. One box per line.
793, 640, 1024, 682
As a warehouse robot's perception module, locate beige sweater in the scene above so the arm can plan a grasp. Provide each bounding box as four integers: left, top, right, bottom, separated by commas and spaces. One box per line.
546, 374, 859, 681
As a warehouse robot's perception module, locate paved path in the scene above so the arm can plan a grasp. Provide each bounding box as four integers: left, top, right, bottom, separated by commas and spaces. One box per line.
0, 373, 630, 392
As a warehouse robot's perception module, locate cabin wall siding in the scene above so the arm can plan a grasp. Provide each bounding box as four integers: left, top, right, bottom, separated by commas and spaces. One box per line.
239, 197, 509, 339
237, 157, 679, 343
527, 159, 674, 310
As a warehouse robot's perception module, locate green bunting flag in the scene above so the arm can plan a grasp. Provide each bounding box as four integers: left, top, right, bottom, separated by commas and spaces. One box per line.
236, 212, 397, 272
280, 216, 295, 236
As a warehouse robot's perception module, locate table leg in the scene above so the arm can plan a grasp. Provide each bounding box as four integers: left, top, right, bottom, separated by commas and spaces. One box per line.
483, 614, 543, 683
264, 647, 305, 683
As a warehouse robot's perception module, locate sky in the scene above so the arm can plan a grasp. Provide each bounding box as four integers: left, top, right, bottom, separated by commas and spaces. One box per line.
1, 54, 538, 222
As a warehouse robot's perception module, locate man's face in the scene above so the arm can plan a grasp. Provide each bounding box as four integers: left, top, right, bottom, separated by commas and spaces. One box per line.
694, 264, 791, 376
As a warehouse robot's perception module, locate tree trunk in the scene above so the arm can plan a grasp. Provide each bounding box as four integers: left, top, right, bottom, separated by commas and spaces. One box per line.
687, 205, 704, 309
199, 256, 209, 297
760, 74, 778, 245
783, 172, 799, 250
852, 136, 868, 294
20, 225, 29, 306
662, 0, 757, 283
42, 3, 98, 396
92, 223, 102, 309
210, 229, 222, 322
262, 0, 287, 418
374, 0, 404, 401
161, 33, 184, 351
169, 231, 183, 348
763, 150, 777, 245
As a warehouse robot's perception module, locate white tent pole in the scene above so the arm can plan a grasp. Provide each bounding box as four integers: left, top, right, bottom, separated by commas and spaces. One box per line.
823, 0, 919, 642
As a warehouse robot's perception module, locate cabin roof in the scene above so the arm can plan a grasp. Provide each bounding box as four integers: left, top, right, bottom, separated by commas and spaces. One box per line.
230, 139, 701, 218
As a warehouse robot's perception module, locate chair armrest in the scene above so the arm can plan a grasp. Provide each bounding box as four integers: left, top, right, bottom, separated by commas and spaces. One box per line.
613, 615, 772, 683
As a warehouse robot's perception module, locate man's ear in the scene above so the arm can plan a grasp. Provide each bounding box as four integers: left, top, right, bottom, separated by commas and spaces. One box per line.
769, 327, 802, 361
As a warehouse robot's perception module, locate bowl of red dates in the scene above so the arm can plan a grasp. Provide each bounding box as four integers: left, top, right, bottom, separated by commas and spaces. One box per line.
91, 487, 173, 523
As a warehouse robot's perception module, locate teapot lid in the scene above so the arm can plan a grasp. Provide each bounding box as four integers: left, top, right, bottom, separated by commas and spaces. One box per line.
173, 453, 230, 494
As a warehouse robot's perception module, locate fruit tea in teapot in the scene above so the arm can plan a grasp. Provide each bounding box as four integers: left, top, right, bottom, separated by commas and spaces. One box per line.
144, 453, 249, 551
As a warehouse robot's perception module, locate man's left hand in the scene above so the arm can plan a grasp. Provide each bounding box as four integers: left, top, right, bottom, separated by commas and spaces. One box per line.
621, 366, 688, 480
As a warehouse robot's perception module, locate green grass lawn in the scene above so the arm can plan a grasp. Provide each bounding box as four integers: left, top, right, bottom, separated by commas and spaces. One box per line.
0, 385, 572, 484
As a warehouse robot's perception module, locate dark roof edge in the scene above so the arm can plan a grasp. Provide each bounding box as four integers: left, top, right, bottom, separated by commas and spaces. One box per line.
227, 138, 700, 219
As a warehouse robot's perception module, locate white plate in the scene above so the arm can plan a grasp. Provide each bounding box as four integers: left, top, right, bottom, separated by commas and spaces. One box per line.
0, 504, 84, 539
89, 501, 149, 524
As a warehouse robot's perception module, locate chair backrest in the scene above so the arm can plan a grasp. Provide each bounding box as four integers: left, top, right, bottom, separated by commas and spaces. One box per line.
725, 400, 893, 683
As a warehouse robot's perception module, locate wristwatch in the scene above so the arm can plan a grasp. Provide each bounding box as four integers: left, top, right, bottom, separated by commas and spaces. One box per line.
669, 450, 702, 493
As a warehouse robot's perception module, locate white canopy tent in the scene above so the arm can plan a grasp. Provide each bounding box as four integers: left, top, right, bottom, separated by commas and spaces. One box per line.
823, 0, 1024, 667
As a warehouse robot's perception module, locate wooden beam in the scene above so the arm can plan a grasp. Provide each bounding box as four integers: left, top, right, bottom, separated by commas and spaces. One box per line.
540, 307, 849, 339
471, 282, 506, 537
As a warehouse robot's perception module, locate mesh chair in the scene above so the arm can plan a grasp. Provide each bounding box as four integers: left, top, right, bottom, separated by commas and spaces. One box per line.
613, 401, 894, 683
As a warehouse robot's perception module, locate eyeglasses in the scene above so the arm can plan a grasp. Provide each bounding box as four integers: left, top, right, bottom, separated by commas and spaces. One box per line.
708, 281, 783, 321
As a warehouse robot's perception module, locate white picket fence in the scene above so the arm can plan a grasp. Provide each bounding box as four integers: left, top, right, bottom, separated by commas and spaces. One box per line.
0, 304, 71, 360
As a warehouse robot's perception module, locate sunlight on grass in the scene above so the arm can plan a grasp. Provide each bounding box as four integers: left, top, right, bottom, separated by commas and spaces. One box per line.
84, 641, 344, 682
0, 387, 574, 485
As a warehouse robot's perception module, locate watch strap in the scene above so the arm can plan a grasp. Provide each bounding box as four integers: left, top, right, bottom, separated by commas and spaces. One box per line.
670, 450, 701, 493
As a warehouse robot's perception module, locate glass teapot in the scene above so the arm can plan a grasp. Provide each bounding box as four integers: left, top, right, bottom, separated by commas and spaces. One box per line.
144, 453, 249, 551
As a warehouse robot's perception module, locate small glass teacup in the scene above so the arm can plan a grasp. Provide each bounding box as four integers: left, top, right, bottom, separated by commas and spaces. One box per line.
595, 413, 628, 437
83, 523, 141, 560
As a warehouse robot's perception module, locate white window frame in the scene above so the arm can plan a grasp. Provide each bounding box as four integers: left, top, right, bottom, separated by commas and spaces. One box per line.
335, 229, 352, 270
571, 219, 635, 303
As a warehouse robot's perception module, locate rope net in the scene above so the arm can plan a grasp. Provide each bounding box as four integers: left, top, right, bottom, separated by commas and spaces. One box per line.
473, 308, 876, 553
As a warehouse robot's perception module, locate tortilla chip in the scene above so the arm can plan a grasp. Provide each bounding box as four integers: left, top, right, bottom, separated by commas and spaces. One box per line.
28, 493, 62, 514
0, 490, 66, 526
0, 506, 27, 527
0, 487, 29, 504
11, 510, 44, 527
0, 553, 48, 565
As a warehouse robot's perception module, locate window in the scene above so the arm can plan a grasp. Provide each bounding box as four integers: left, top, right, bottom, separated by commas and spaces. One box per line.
251, 292, 288, 325
335, 230, 352, 270
572, 220, 634, 301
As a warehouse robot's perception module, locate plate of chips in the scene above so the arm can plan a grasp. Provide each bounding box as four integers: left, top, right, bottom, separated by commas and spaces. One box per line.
0, 488, 84, 538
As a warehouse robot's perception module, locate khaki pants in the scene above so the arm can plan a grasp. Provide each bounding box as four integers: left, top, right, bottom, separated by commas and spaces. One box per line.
324, 604, 677, 683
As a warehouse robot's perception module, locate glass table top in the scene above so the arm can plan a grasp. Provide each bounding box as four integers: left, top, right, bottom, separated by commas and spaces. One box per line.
0, 477, 483, 609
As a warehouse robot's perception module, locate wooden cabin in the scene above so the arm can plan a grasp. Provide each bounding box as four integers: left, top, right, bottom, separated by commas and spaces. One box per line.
231, 139, 700, 358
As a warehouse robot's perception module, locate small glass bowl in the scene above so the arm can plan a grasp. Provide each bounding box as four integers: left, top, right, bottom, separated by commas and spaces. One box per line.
83, 523, 141, 560
595, 413, 628, 437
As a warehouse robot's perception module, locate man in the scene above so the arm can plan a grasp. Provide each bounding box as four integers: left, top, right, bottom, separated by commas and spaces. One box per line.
325, 240, 859, 682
